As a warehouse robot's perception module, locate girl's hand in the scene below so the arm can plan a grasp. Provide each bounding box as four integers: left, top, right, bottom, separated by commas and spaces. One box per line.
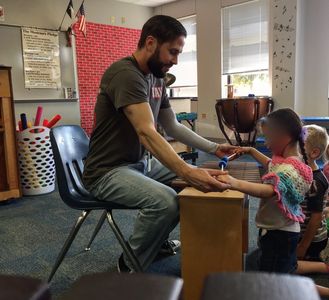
235, 146, 253, 155
216, 173, 237, 187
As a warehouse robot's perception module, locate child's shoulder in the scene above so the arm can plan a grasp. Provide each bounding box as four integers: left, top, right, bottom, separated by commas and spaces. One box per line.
270, 155, 313, 183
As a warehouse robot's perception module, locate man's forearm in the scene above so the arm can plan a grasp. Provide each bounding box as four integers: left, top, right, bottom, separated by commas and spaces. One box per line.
138, 126, 192, 177
168, 122, 218, 153
158, 108, 218, 154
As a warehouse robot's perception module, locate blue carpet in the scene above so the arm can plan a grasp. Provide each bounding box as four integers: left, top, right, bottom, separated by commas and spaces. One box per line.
0, 151, 328, 299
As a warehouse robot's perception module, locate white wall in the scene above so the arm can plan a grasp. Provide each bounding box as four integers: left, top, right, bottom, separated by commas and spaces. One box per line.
0, 0, 153, 30
156, 0, 329, 140
270, 0, 297, 109
155, 0, 255, 139
294, 0, 329, 117
195, 0, 222, 137
155, 0, 223, 138
154, 0, 196, 18
0, 0, 152, 126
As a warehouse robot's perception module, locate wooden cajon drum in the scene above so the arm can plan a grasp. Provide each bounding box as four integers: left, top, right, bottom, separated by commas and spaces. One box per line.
179, 188, 248, 300
176, 161, 260, 300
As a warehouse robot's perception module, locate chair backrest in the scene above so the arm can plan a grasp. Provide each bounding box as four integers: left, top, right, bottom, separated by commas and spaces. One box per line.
60, 272, 183, 300
50, 125, 93, 208
201, 272, 320, 300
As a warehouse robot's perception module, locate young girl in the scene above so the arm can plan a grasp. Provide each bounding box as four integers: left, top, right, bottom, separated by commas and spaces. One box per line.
217, 108, 313, 274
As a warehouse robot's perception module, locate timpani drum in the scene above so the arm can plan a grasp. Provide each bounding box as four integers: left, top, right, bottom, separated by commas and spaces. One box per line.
215, 97, 274, 146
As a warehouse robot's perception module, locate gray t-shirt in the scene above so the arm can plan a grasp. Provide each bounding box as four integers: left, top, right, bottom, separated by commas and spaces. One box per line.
83, 56, 170, 189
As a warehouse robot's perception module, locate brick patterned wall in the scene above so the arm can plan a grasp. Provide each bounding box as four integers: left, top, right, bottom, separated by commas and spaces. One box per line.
75, 22, 141, 134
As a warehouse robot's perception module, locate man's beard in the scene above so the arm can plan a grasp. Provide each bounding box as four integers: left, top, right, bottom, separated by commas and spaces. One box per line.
147, 48, 171, 78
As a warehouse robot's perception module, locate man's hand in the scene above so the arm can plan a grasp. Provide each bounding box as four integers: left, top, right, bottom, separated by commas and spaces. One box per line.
215, 144, 240, 158
182, 167, 231, 193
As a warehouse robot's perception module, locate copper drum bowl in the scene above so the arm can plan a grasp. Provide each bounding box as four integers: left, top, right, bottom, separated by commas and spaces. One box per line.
215, 97, 274, 146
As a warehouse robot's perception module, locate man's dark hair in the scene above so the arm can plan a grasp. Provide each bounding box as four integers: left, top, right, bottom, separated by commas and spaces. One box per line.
138, 15, 187, 49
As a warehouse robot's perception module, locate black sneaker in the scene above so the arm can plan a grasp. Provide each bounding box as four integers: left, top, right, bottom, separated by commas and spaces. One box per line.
117, 254, 133, 273
159, 240, 181, 255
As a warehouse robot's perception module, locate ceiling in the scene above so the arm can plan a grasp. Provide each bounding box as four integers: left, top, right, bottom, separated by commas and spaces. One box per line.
115, 0, 176, 7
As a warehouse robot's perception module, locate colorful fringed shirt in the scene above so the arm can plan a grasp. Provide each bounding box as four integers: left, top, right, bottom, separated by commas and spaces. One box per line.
256, 155, 313, 232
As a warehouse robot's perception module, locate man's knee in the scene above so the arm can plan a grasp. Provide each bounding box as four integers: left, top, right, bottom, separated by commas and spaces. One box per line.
150, 186, 179, 217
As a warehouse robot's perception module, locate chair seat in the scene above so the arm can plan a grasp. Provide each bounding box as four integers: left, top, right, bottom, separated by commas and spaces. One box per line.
60, 272, 183, 300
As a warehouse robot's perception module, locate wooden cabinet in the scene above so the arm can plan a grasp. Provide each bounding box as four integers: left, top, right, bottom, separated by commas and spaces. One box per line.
0, 66, 21, 201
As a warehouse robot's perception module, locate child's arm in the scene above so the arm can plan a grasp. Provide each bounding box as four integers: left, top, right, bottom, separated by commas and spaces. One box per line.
217, 174, 275, 198
297, 212, 322, 258
237, 147, 270, 168
297, 180, 328, 258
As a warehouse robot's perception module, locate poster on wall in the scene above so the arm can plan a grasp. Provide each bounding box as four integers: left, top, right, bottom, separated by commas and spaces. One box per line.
21, 27, 61, 89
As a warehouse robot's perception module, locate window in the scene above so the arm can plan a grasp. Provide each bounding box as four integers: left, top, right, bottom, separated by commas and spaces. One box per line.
222, 0, 269, 97
169, 15, 197, 97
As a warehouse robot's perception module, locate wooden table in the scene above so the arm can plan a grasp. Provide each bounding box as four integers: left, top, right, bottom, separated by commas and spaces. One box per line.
175, 161, 261, 300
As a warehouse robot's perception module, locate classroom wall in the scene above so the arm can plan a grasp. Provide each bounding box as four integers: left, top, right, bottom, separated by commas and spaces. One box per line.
0, 0, 152, 127
74, 22, 141, 134
155, 0, 236, 138
294, 0, 329, 117
155, 0, 329, 139
269, 0, 297, 110
0, 0, 152, 30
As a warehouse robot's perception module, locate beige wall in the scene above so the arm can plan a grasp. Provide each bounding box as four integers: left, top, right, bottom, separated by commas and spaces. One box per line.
0, 0, 153, 30
294, 0, 329, 117
155, 0, 329, 139
0, 0, 152, 126
155, 0, 224, 138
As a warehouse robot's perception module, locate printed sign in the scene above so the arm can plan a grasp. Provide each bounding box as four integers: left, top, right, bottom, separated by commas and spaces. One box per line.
21, 27, 61, 89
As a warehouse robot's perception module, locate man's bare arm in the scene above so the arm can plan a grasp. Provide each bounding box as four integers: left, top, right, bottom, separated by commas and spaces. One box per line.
123, 102, 231, 192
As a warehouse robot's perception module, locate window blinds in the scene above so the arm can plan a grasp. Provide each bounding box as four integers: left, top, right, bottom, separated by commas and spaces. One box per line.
222, 0, 269, 75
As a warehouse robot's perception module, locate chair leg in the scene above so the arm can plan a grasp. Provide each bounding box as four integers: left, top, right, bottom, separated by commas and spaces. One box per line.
106, 211, 143, 272
85, 210, 107, 251
48, 210, 91, 282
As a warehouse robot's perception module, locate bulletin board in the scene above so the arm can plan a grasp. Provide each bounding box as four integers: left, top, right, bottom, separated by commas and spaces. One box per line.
0, 24, 75, 100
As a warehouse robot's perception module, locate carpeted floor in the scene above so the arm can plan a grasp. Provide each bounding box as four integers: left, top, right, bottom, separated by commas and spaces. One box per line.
0, 151, 328, 299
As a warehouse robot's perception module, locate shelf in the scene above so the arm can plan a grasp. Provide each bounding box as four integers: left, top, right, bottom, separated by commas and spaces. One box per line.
0, 66, 21, 200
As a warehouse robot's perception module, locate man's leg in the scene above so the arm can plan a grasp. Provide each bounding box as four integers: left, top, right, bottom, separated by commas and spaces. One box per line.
89, 165, 179, 271
146, 156, 180, 234
146, 156, 177, 186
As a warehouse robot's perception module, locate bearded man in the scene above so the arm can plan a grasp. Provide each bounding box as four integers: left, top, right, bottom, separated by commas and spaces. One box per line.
83, 15, 236, 272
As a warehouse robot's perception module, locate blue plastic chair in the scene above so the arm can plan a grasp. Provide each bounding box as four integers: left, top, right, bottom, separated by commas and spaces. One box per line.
48, 125, 142, 282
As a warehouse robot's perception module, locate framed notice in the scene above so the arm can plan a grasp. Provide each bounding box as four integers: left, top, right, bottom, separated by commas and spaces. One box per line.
21, 27, 61, 89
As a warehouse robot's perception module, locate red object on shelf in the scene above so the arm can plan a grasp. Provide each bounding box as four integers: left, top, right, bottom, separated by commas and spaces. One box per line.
46, 115, 61, 128
34, 106, 43, 127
